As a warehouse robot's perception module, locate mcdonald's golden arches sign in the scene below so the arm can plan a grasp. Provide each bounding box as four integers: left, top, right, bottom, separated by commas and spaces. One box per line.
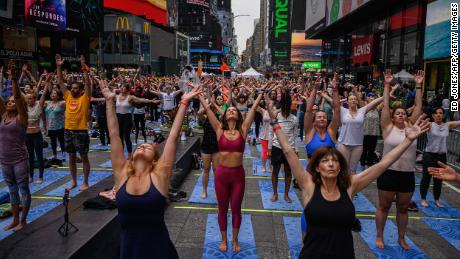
116, 17, 130, 30
144, 22, 150, 34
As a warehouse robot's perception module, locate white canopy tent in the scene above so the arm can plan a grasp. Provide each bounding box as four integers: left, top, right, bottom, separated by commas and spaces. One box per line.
394, 69, 414, 82
240, 67, 263, 78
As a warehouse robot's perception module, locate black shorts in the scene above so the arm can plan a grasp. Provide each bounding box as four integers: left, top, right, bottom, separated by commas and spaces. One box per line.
64, 130, 89, 154
201, 141, 219, 154
377, 169, 415, 193
271, 146, 289, 166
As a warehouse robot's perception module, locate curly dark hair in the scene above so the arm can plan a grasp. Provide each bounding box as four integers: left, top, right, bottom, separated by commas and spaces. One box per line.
307, 146, 351, 190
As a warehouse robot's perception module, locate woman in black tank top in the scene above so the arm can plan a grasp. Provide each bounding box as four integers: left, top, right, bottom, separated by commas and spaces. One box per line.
264, 94, 430, 257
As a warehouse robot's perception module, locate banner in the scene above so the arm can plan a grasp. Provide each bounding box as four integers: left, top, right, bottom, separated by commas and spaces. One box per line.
25, 0, 67, 31
305, 0, 326, 37
351, 34, 374, 65
327, 0, 370, 26
291, 32, 321, 62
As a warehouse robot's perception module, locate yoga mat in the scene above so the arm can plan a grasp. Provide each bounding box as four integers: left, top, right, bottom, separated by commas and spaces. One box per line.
89, 144, 110, 151
188, 175, 217, 205
0, 191, 9, 204
258, 180, 303, 211
353, 192, 376, 213
244, 144, 252, 158
0, 201, 60, 241
421, 219, 460, 251
252, 158, 274, 177
99, 160, 112, 168
412, 187, 460, 219
202, 214, 257, 259
359, 219, 427, 258
283, 216, 302, 258
0, 170, 3, 182
45, 171, 112, 197
0, 170, 68, 195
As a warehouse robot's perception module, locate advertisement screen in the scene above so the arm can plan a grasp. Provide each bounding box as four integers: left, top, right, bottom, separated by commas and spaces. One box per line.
270, 0, 291, 66
167, 0, 178, 29
291, 32, 321, 63
66, 0, 103, 34
327, 0, 370, 26
424, 0, 455, 60
104, 0, 167, 26
305, 0, 326, 37
25, 0, 67, 31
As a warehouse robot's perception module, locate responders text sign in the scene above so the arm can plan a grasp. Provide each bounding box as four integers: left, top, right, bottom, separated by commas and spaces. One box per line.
352, 34, 374, 65
25, 0, 66, 31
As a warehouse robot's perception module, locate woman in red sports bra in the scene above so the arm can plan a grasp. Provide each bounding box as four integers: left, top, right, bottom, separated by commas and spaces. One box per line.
199, 83, 269, 253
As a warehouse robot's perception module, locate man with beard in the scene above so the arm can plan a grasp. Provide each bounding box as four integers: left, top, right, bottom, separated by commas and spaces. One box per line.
56, 54, 91, 191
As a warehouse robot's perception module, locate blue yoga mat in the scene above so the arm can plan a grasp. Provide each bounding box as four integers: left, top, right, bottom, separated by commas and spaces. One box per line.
0, 170, 68, 195
188, 175, 217, 205
354, 192, 376, 213
412, 187, 460, 219
45, 171, 112, 197
283, 216, 302, 258
0, 201, 60, 241
89, 144, 110, 151
0, 170, 3, 182
243, 145, 252, 158
359, 219, 427, 258
252, 158, 277, 177
258, 180, 303, 211
0, 191, 9, 204
99, 160, 112, 168
202, 214, 257, 259
422, 218, 460, 251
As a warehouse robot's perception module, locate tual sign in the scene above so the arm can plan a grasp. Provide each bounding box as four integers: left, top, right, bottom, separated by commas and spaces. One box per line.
270, 0, 292, 66
303, 61, 321, 69
25, 0, 67, 31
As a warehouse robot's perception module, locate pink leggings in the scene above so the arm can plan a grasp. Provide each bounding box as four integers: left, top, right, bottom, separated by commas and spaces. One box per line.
215, 164, 245, 231
260, 139, 269, 160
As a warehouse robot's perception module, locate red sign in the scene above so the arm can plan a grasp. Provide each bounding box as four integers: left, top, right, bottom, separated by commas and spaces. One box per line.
104, 0, 167, 26
352, 34, 374, 65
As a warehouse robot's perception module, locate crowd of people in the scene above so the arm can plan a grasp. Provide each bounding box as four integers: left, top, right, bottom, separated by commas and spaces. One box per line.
0, 56, 459, 258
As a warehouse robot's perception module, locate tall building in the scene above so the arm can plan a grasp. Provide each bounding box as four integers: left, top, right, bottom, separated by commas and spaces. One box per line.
216, 0, 235, 66
178, 0, 224, 73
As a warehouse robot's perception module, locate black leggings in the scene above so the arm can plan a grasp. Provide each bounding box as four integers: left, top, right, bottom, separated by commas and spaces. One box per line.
420, 152, 446, 200
133, 113, 147, 142
360, 135, 378, 166
117, 113, 133, 154
26, 132, 44, 179
97, 116, 110, 145
254, 112, 262, 138
48, 128, 65, 156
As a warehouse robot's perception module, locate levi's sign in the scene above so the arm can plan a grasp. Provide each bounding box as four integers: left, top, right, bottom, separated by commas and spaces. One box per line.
352, 34, 374, 65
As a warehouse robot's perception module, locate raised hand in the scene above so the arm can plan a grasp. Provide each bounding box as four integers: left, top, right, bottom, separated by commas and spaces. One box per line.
182, 85, 202, 101
330, 73, 339, 89
22, 64, 29, 73
384, 69, 393, 84
97, 79, 116, 101
428, 162, 459, 182
7, 60, 17, 79
55, 54, 64, 66
413, 70, 424, 85
405, 114, 430, 141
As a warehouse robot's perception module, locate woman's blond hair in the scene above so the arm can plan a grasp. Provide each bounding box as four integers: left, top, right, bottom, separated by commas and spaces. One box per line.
126, 144, 162, 177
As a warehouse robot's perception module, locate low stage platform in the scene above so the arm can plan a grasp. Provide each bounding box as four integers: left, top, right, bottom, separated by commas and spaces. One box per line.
0, 136, 201, 259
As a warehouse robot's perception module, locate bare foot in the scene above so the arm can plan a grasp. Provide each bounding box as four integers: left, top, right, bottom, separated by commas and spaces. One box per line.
200, 190, 208, 199
219, 240, 227, 252
66, 182, 77, 191
435, 200, 445, 208
13, 222, 26, 232
399, 239, 411, 250
271, 193, 278, 202
3, 221, 19, 231
79, 183, 89, 191
420, 199, 428, 207
376, 237, 385, 249
284, 195, 292, 203
35, 178, 43, 184
232, 240, 241, 253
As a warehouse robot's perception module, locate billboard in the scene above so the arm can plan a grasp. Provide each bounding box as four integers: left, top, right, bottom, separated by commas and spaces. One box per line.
291, 32, 321, 62
104, 0, 167, 26
187, 0, 210, 8
270, 0, 292, 66
66, 0, 103, 34
327, 0, 370, 26
25, 0, 67, 31
305, 0, 326, 37
0, 0, 13, 19
351, 34, 374, 65
424, 0, 456, 60
291, 0, 306, 32
167, 0, 178, 29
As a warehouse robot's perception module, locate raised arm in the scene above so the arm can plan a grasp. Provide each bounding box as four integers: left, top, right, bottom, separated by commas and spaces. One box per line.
9, 61, 27, 127
409, 70, 424, 124
447, 120, 460, 129
364, 96, 384, 113
428, 162, 460, 183
328, 74, 341, 138
304, 79, 320, 136
199, 95, 222, 134
381, 69, 393, 138
98, 80, 126, 184
350, 115, 430, 195
80, 55, 91, 97
56, 54, 67, 95
242, 90, 265, 135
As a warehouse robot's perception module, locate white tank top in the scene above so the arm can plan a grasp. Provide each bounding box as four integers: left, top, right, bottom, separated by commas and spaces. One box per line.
382, 126, 417, 172
116, 95, 131, 114
27, 103, 42, 130
162, 92, 175, 111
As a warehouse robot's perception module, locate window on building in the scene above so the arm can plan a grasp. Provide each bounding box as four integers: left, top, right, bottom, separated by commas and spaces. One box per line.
403, 31, 417, 65
387, 35, 401, 65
